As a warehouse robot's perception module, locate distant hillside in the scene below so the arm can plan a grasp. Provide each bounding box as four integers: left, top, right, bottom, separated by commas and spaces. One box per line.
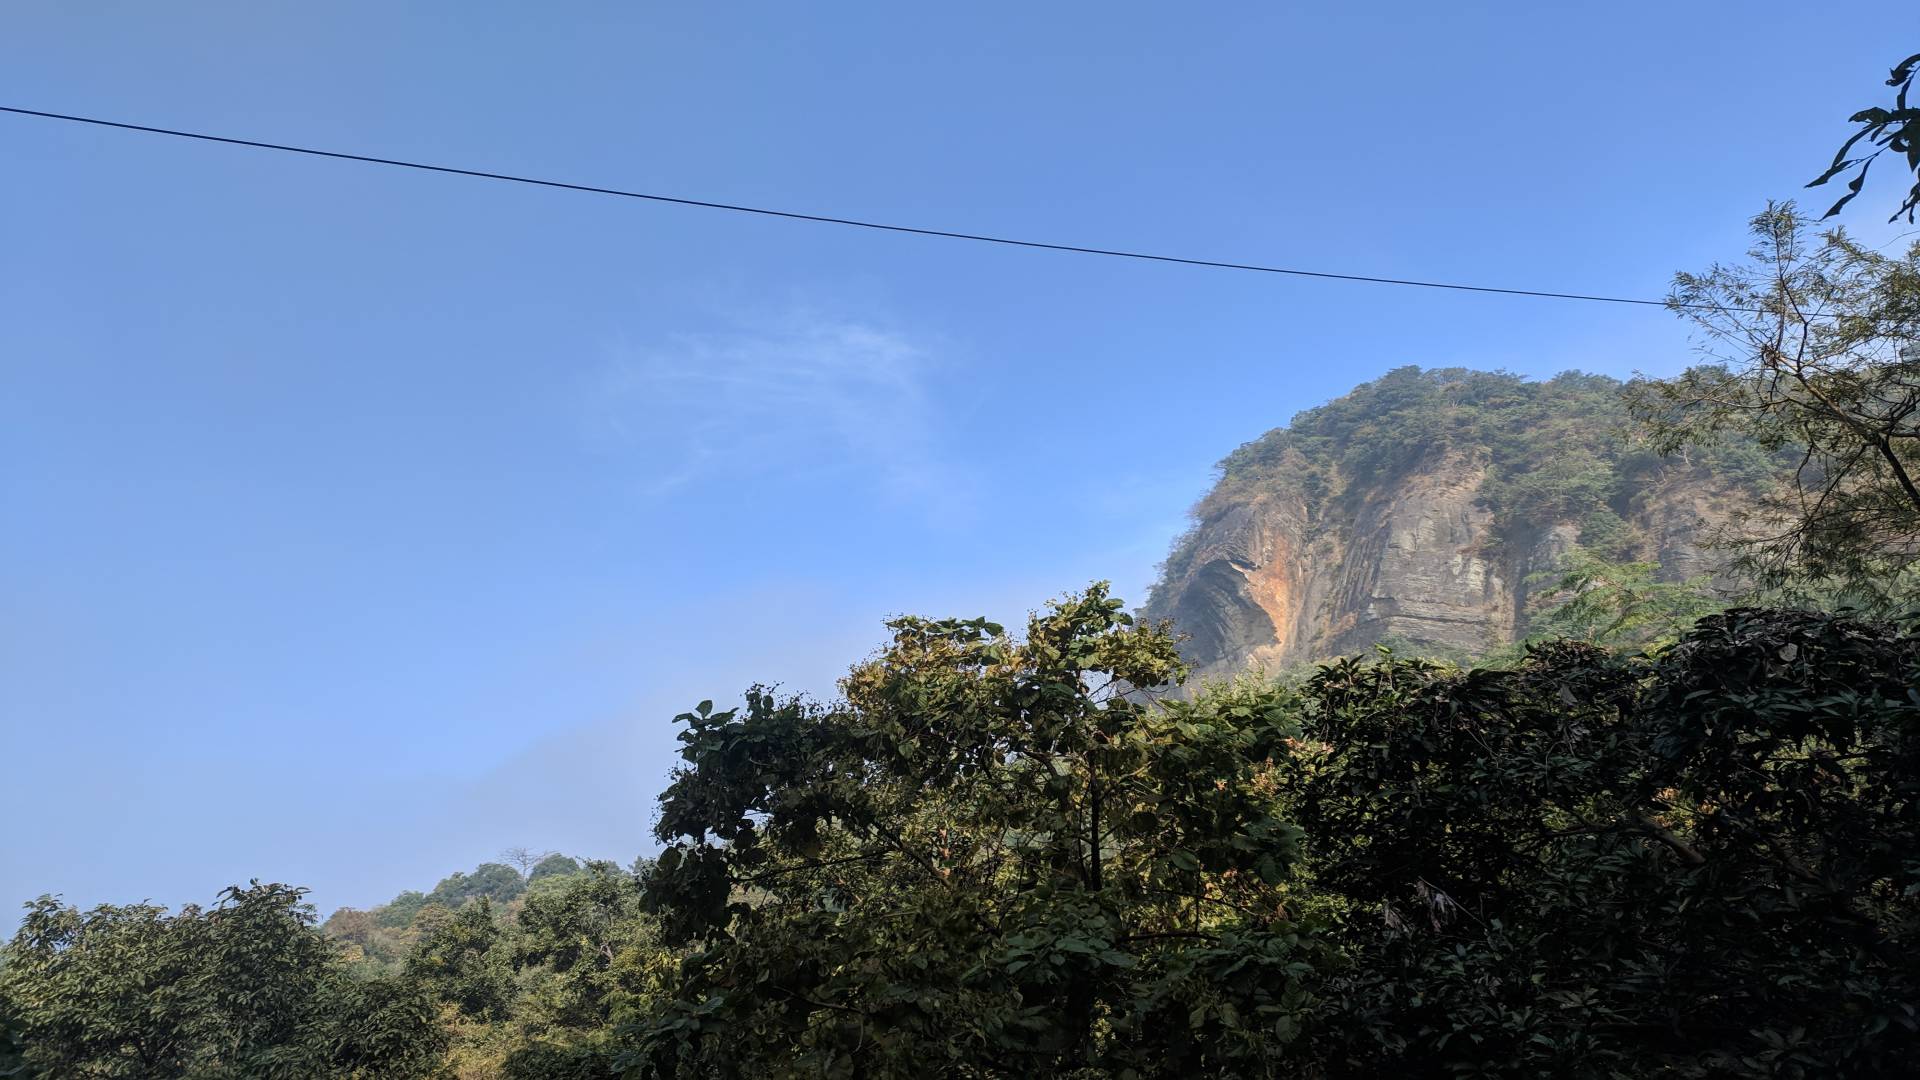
1143, 367, 1785, 679
322, 853, 590, 973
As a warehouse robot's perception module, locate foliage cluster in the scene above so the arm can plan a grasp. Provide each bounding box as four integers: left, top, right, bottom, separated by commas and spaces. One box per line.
1631, 205, 1920, 610
1808, 52, 1920, 223
6, 589, 1919, 1078
313, 855, 678, 1076
623, 590, 1920, 1078
0, 883, 443, 1078
325, 855, 584, 974
400, 861, 677, 1080
1291, 611, 1920, 1076
636, 584, 1319, 1078
1510, 546, 1726, 656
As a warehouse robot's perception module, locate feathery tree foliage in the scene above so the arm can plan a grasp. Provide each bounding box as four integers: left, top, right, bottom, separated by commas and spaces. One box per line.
1630, 205, 1920, 609
1516, 546, 1725, 652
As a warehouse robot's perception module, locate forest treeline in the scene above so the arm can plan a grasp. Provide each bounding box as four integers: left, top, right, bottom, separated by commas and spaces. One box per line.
4, 58, 1920, 1080
5, 596, 1917, 1078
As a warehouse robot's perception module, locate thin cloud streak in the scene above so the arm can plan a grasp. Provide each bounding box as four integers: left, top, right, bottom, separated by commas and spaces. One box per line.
589, 309, 977, 516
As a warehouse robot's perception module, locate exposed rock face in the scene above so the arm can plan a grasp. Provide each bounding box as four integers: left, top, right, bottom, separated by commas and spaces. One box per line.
1142, 369, 1751, 681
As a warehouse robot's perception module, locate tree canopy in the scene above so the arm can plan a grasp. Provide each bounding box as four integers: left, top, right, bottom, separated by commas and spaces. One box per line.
636, 584, 1321, 1077
1630, 205, 1920, 608
8, 587, 1920, 1078
626, 590, 1920, 1078
1287, 611, 1920, 1076
0, 883, 443, 1079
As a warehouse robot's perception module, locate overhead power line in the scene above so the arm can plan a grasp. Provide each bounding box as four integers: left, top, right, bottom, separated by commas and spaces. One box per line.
4, 103, 1705, 311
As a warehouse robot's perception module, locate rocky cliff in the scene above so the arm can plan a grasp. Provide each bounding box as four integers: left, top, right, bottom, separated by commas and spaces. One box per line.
1142, 367, 1772, 680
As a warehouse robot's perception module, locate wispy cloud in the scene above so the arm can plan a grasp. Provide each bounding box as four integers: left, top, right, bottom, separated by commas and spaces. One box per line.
588, 307, 973, 514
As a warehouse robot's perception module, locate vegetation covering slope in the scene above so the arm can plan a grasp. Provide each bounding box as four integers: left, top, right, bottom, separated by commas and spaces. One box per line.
323, 854, 587, 975
1174, 366, 1778, 568
0, 883, 445, 1078
9, 588, 1917, 1078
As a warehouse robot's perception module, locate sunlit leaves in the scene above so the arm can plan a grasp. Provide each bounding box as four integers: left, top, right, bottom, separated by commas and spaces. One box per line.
0, 883, 444, 1078
634, 584, 1322, 1077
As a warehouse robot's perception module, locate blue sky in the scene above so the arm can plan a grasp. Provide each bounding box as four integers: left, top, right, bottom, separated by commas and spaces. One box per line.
2, 2, 1912, 916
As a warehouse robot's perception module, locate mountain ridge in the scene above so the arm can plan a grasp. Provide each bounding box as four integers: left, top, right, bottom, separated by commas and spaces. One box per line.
1142, 366, 1776, 679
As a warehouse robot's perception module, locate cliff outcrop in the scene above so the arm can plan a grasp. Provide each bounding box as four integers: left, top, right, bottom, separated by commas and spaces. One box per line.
1143, 368, 1768, 679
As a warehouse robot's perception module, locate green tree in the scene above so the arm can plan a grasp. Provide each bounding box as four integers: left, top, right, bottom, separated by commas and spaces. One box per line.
407, 899, 514, 1022
635, 584, 1323, 1078
1630, 205, 1920, 608
429, 863, 527, 909
375, 890, 429, 930
1284, 611, 1920, 1076
1808, 52, 1920, 223
340, 856, 674, 1079
1521, 546, 1724, 651
0, 882, 443, 1078
516, 862, 656, 1025
501, 862, 673, 1078
0, 988, 27, 1079
320, 906, 411, 975
528, 854, 582, 882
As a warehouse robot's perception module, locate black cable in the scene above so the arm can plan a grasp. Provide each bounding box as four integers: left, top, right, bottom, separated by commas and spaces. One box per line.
2, 103, 1704, 311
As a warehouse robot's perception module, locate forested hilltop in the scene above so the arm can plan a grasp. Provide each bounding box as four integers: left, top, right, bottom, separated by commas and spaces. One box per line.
1144, 365, 1785, 679
320, 852, 601, 975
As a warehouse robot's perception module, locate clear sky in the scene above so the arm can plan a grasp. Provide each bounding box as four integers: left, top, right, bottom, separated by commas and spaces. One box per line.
2, 2, 1912, 917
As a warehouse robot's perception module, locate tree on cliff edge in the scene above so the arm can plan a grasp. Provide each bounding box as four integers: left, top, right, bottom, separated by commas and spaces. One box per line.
1631, 205, 1920, 608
